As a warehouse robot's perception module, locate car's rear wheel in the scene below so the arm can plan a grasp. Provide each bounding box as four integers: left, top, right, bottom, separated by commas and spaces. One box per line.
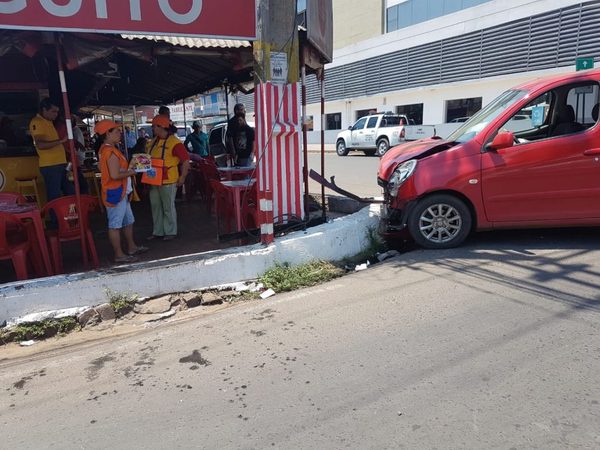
407, 194, 472, 249
336, 140, 349, 156
376, 138, 389, 156
363, 149, 376, 156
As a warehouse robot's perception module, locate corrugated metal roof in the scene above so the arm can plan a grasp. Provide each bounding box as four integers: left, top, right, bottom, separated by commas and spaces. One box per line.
121, 34, 251, 49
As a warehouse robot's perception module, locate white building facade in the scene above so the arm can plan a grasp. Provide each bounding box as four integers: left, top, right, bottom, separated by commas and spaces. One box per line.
303, 0, 600, 144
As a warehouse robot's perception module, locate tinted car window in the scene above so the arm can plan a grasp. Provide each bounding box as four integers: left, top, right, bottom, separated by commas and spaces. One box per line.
366, 117, 378, 128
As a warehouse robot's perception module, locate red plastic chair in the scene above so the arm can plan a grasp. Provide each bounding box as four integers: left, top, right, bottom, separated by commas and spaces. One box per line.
0, 192, 27, 205
42, 195, 99, 273
200, 160, 225, 214
210, 179, 236, 234
241, 183, 259, 230
0, 212, 35, 280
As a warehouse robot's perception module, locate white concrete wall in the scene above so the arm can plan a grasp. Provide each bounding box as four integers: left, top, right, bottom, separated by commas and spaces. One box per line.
0, 205, 381, 323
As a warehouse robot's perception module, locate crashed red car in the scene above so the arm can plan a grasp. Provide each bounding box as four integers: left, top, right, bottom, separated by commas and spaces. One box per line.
377, 69, 600, 249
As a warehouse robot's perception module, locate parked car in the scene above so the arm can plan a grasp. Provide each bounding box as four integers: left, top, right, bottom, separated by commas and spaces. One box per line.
208, 121, 255, 166
377, 69, 600, 249
336, 113, 410, 157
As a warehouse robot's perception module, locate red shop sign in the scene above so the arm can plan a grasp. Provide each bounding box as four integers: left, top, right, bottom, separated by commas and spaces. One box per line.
0, 0, 256, 40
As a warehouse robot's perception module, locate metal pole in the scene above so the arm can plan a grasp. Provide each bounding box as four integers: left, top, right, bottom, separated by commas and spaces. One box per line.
301, 63, 310, 221
120, 107, 127, 158
183, 97, 187, 134
320, 69, 326, 219
55, 33, 88, 267
224, 82, 230, 120
132, 105, 138, 138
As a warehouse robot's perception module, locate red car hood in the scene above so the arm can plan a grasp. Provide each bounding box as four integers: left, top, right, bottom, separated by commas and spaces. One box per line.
378, 138, 456, 181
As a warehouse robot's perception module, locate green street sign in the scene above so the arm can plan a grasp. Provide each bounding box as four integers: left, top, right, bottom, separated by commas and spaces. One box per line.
576, 57, 595, 71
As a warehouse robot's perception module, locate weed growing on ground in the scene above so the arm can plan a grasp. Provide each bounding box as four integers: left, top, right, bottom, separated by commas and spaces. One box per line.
106, 290, 138, 317
0, 317, 79, 344
260, 260, 344, 293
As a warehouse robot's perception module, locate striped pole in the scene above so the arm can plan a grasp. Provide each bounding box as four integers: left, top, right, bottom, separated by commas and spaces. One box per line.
260, 190, 274, 245
55, 33, 88, 267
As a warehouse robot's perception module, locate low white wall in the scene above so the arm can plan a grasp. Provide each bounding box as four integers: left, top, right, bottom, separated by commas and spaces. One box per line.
0, 205, 381, 323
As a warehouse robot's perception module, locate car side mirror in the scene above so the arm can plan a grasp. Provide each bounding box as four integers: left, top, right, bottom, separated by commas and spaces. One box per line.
487, 131, 514, 151
348, 126, 353, 130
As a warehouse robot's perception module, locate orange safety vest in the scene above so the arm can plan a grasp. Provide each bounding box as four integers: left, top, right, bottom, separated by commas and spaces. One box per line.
142, 135, 182, 185
99, 143, 128, 207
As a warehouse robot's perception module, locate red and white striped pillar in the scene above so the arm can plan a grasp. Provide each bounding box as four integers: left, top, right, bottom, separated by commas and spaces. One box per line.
255, 81, 304, 245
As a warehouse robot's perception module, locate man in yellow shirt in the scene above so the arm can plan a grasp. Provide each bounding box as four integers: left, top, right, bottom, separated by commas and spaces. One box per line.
29, 98, 73, 203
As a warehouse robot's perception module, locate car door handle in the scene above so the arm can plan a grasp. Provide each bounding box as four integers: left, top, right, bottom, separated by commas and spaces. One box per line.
583, 148, 600, 156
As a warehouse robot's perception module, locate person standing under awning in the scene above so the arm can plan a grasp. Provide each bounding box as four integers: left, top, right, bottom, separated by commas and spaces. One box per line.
28, 98, 71, 203
142, 115, 190, 241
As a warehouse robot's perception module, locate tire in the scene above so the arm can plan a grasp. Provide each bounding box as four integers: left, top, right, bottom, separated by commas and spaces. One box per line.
376, 138, 389, 157
363, 149, 376, 156
336, 140, 349, 156
407, 194, 472, 249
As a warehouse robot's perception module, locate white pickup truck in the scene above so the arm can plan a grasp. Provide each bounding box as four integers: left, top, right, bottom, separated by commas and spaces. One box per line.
335, 113, 410, 157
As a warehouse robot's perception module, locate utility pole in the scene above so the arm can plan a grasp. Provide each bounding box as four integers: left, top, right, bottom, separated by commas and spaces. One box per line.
254, 0, 301, 245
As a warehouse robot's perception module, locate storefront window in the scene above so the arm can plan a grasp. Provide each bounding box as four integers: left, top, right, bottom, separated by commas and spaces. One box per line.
325, 113, 342, 130
396, 103, 423, 125
445, 97, 482, 122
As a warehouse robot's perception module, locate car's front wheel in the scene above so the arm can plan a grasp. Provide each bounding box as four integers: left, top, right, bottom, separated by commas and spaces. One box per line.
407, 194, 472, 249
336, 140, 349, 156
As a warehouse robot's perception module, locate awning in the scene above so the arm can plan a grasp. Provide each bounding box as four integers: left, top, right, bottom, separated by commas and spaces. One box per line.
0, 30, 254, 107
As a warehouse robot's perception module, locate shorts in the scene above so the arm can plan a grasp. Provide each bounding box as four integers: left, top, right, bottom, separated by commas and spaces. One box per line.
106, 196, 135, 229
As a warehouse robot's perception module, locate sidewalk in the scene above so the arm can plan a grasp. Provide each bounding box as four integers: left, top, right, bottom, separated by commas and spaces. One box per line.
0, 204, 381, 323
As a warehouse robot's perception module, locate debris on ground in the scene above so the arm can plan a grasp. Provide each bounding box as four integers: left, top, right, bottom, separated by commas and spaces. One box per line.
19, 340, 36, 347
377, 250, 400, 262
260, 289, 276, 299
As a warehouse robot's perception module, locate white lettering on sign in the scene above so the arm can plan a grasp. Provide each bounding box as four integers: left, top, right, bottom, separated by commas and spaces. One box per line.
39, 0, 82, 17
93, 0, 142, 21
0, 0, 26, 14
0, 0, 204, 24
158, 0, 202, 25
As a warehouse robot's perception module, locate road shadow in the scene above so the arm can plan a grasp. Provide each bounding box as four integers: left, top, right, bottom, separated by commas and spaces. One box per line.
386, 227, 600, 314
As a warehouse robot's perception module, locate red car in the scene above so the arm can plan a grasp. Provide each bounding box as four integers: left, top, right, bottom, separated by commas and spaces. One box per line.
377, 69, 600, 249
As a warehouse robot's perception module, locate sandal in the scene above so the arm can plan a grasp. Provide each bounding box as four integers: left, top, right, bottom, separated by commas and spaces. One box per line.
128, 246, 149, 256
146, 235, 162, 241
114, 254, 138, 264
163, 235, 176, 241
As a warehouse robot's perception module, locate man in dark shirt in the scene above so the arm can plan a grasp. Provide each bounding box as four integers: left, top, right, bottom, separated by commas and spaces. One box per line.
226, 103, 255, 166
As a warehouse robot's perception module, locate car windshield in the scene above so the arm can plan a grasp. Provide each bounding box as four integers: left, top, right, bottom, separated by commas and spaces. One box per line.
446, 89, 528, 143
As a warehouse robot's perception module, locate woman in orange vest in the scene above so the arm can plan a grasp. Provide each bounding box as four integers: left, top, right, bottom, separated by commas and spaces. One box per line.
96, 120, 148, 263
141, 115, 190, 241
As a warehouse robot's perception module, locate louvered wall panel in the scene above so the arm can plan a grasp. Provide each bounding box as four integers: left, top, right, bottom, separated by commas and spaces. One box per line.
441, 32, 482, 82
342, 61, 368, 97
528, 11, 560, 70
480, 20, 530, 77
324, 66, 345, 99
577, 2, 600, 57
365, 56, 382, 96
378, 50, 409, 93
556, 6, 580, 65
305, 73, 320, 104
407, 42, 442, 86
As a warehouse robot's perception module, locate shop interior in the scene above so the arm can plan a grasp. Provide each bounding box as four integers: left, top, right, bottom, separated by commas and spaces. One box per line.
0, 30, 277, 283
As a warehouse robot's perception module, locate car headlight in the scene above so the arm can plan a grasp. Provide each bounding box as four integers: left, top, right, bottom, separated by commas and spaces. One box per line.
387, 159, 417, 197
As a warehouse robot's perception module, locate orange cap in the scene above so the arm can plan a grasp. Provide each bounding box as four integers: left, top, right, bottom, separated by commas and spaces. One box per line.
95, 119, 120, 135
151, 115, 170, 128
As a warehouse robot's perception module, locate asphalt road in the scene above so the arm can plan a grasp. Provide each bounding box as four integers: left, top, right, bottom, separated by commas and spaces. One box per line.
2, 228, 599, 449
307, 152, 381, 199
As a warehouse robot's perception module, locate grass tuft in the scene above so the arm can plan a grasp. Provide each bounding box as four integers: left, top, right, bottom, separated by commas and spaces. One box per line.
260, 260, 344, 293
106, 290, 138, 317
